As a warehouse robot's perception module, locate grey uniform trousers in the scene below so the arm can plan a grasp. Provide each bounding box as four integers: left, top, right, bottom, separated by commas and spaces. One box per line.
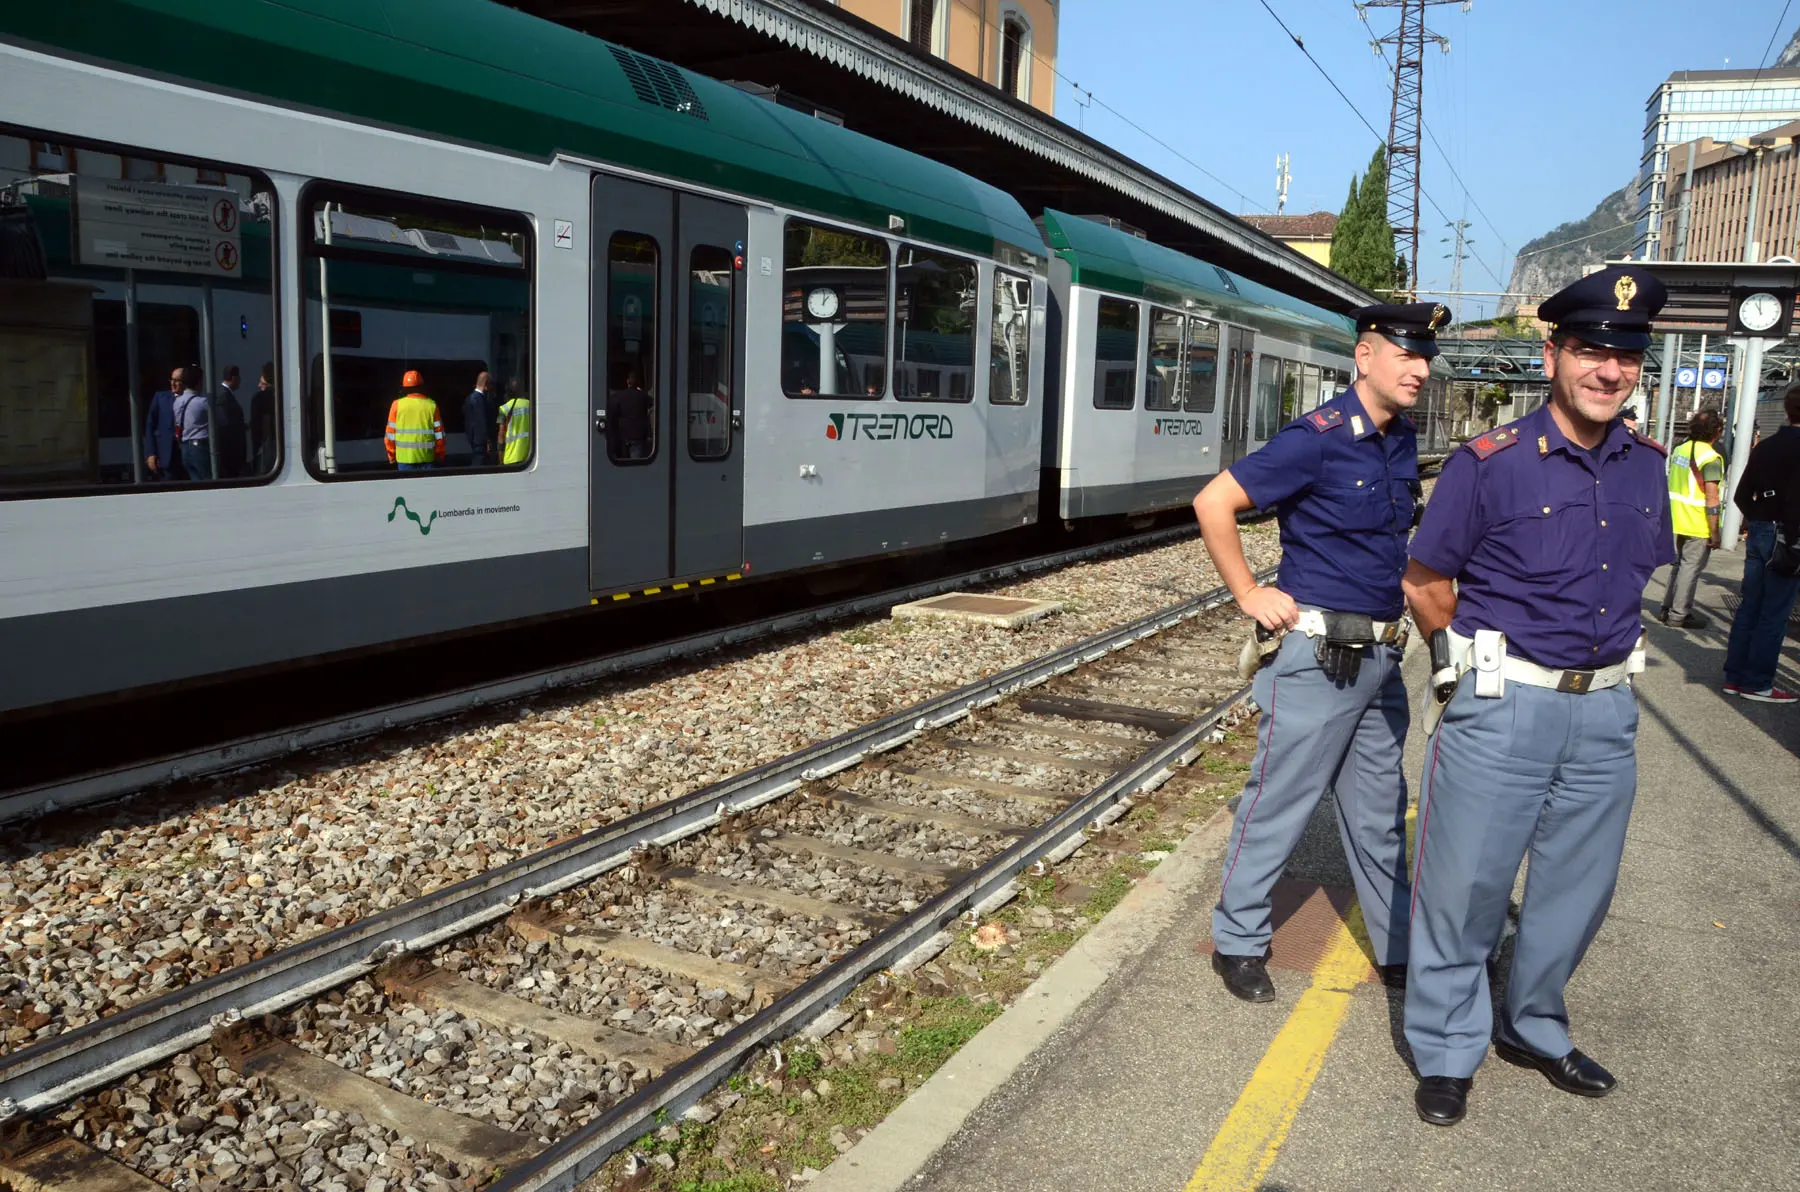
1212, 629, 1411, 965
1658, 534, 1712, 624
1404, 672, 1638, 1078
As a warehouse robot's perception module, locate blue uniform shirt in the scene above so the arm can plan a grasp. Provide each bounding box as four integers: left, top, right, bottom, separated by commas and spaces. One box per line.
1409, 403, 1676, 669
1231, 387, 1418, 620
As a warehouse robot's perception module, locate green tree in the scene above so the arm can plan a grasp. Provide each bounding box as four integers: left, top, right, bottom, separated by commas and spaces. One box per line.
1331, 145, 1400, 294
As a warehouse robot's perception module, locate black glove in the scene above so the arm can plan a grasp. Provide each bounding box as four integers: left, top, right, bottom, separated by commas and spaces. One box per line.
1314, 612, 1376, 684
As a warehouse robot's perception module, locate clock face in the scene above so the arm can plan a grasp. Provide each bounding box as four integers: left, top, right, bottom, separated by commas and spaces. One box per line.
805, 287, 840, 321
1739, 291, 1784, 333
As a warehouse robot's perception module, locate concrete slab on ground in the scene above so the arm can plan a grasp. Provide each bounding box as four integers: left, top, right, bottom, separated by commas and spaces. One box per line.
831, 548, 1798, 1192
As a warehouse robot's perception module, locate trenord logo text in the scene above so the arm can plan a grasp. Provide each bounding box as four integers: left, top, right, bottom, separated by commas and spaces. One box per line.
826, 412, 955, 442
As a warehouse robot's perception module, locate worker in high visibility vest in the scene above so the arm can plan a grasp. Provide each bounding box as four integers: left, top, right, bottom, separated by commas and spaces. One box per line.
496, 377, 532, 466
1657, 408, 1725, 630
386, 369, 445, 471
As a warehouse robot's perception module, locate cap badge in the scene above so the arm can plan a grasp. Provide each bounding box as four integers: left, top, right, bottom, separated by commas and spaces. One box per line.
1614, 274, 1638, 312
1430, 304, 1448, 330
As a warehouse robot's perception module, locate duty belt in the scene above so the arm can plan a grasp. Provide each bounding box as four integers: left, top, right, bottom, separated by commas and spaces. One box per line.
1445, 628, 1644, 696
1294, 609, 1410, 645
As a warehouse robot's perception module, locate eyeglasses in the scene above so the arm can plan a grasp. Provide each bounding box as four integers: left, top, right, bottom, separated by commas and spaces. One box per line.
1561, 344, 1644, 371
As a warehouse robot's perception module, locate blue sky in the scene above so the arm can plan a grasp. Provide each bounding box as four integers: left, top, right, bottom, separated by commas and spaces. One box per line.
1054, 0, 1794, 318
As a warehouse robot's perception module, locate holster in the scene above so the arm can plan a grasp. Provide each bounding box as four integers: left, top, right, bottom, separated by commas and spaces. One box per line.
1237, 624, 1283, 681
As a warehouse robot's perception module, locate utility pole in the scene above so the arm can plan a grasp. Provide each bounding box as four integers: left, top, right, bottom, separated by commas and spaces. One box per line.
1442, 217, 1472, 312
1276, 153, 1291, 215
1358, 0, 1468, 299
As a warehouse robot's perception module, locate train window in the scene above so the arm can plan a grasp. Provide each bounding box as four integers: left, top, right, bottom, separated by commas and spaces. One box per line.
0, 125, 278, 496
1092, 297, 1139, 409
1184, 317, 1219, 413
686, 245, 733, 462
301, 186, 531, 477
607, 233, 659, 465
990, 270, 1032, 405
896, 245, 976, 402
1254, 355, 1286, 440
783, 220, 889, 399
1302, 363, 1323, 414
1146, 307, 1185, 411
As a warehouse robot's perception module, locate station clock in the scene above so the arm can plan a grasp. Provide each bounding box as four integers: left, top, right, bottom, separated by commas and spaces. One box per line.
1727, 286, 1795, 338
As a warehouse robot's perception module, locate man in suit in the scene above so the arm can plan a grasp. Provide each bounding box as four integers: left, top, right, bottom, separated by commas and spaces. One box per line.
214, 365, 248, 478
249, 361, 278, 476
143, 367, 185, 482
464, 370, 495, 466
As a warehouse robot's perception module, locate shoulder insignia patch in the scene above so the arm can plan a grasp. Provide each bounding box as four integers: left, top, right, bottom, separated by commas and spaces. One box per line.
1467, 426, 1520, 460
1305, 409, 1344, 432
1633, 430, 1668, 456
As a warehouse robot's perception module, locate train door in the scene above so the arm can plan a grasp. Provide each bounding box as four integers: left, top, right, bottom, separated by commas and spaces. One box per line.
672, 198, 746, 576
588, 176, 746, 591
1220, 326, 1255, 466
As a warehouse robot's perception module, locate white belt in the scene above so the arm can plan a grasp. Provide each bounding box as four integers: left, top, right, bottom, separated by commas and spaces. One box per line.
1445, 628, 1643, 695
1294, 610, 1409, 644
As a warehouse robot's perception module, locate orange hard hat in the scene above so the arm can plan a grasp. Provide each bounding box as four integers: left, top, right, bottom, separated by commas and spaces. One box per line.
402, 369, 424, 390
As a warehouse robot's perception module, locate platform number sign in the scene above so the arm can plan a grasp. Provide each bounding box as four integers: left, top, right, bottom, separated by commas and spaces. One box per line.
1675, 366, 1698, 388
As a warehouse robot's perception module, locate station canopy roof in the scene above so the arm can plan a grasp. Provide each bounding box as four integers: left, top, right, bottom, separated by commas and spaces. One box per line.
5, 0, 1045, 261
1041, 211, 1356, 353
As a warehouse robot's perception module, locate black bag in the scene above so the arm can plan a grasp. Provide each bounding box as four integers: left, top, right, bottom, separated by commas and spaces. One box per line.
1771, 526, 1800, 578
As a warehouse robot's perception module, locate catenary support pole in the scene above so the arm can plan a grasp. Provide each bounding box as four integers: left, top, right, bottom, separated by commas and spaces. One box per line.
1656, 332, 1678, 445
1719, 335, 1767, 550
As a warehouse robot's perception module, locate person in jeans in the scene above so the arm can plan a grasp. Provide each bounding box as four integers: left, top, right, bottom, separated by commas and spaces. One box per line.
1722, 384, 1800, 704
1658, 409, 1725, 629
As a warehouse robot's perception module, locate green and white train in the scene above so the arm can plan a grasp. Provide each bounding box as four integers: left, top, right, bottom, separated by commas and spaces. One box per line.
0, 0, 1446, 717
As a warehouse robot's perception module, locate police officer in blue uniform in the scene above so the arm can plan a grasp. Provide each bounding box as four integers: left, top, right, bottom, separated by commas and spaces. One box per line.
1402, 266, 1675, 1126
1192, 301, 1447, 1002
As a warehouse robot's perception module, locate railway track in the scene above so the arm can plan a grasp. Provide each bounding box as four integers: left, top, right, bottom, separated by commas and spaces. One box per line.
1, 523, 1210, 828
0, 571, 1270, 1192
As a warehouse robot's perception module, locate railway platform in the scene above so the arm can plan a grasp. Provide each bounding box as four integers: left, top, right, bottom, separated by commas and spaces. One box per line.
818, 548, 1800, 1192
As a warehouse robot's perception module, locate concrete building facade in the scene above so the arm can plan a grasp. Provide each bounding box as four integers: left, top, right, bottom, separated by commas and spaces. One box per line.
835, 0, 1059, 114
1662, 121, 1800, 263
1636, 68, 1800, 259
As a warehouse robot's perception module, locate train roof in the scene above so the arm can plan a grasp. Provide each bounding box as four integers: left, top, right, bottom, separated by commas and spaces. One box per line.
1040, 210, 1356, 354
4, 0, 1046, 263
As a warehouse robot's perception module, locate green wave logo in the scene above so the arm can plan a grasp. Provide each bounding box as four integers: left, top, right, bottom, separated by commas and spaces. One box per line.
388, 497, 438, 535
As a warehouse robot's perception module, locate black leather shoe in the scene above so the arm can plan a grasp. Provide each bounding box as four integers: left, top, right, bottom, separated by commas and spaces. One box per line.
1492, 1039, 1616, 1097
1414, 1076, 1471, 1126
1211, 951, 1275, 1002
1378, 963, 1407, 988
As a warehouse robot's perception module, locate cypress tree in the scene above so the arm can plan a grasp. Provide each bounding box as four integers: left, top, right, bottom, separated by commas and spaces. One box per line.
1331, 145, 1400, 294
1330, 174, 1363, 272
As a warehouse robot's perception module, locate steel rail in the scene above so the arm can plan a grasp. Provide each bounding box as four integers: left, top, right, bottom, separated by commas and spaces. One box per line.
0, 523, 1206, 826
0, 566, 1263, 1119
490, 675, 1254, 1191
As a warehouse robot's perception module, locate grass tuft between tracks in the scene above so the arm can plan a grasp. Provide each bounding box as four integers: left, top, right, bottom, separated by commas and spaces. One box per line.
592, 728, 1257, 1192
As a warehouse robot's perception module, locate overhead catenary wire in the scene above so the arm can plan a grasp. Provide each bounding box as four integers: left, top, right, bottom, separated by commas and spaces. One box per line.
1251, 0, 1504, 290
938, 0, 1274, 213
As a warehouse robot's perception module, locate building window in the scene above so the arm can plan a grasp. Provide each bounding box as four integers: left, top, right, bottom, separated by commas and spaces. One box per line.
998, 8, 1031, 101
28, 141, 74, 173
908, 0, 946, 58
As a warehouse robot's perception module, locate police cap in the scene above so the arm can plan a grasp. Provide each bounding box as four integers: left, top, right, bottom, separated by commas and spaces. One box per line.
1352, 301, 1450, 359
1538, 265, 1667, 351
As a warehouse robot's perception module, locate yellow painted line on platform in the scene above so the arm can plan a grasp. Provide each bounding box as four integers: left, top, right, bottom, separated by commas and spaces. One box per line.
1184, 904, 1374, 1192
